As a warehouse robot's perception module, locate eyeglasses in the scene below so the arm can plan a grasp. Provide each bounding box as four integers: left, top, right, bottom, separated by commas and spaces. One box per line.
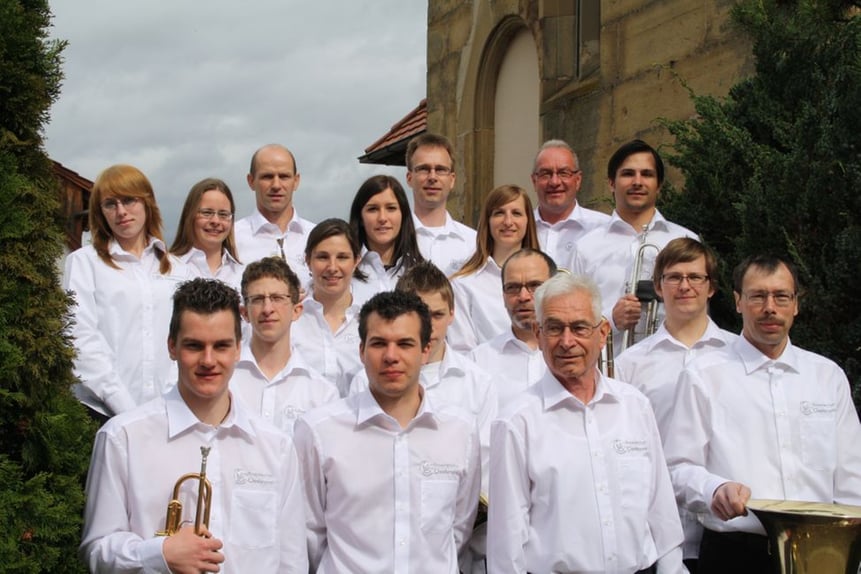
197, 208, 234, 221
245, 293, 294, 307
661, 273, 709, 286
540, 319, 603, 339
100, 197, 140, 211
742, 291, 796, 307
533, 169, 580, 182
502, 281, 544, 296
412, 164, 453, 177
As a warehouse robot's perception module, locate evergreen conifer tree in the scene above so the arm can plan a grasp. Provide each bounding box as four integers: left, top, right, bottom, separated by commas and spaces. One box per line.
0, 1, 95, 571
659, 0, 861, 411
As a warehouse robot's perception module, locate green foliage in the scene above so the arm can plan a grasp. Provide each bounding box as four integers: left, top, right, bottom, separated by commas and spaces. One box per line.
659, 0, 861, 411
0, 1, 95, 571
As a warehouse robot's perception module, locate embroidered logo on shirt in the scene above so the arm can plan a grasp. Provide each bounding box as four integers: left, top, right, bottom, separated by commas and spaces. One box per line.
800, 401, 837, 415
421, 461, 462, 477
234, 469, 276, 486
613, 439, 648, 455
282, 404, 305, 420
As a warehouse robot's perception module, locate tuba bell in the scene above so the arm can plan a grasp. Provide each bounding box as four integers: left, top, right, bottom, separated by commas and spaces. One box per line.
156, 446, 213, 537
746, 499, 861, 574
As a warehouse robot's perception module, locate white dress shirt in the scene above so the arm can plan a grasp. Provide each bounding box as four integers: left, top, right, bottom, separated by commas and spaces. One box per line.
233, 208, 315, 287
351, 250, 407, 306
469, 330, 546, 408
230, 344, 339, 435
291, 295, 363, 397
80, 386, 308, 573
293, 390, 481, 574
534, 202, 611, 270
488, 371, 685, 574
178, 247, 245, 294
448, 258, 509, 352
664, 336, 861, 535
413, 211, 477, 275
614, 318, 736, 559
570, 210, 698, 349
351, 347, 498, 491
63, 239, 190, 416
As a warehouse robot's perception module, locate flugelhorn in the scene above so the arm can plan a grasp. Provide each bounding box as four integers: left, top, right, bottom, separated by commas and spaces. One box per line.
599, 316, 614, 377
620, 241, 660, 352
746, 498, 861, 574
156, 446, 213, 536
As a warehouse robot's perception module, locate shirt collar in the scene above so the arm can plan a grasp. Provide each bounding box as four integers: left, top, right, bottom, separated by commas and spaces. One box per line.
641, 317, 731, 353
538, 369, 621, 409
238, 340, 313, 380
734, 334, 800, 374
248, 207, 308, 235
421, 345, 466, 387
607, 208, 670, 234
108, 235, 165, 257
354, 387, 439, 429
164, 385, 256, 439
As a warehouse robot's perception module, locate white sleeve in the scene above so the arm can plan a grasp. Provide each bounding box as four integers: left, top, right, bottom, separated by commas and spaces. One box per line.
291, 417, 328, 571
277, 436, 310, 573
63, 253, 137, 414
487, 418, 530, 574
452, 422, 482, 554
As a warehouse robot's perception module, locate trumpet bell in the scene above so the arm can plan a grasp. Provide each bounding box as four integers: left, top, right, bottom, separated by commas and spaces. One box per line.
746, 499, 861, 574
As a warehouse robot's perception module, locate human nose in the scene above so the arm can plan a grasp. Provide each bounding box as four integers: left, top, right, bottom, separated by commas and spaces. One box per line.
200, 346, 215, 366
558, 325, 578, 346
382, 343, 398, 362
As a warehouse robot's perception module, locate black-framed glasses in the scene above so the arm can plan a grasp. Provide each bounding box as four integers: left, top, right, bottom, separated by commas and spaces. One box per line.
412, 164, 453, 177
100, 197, 140, 211
742, 291, 796, 307
197, 208, 234, 221
661, 273, 709, 286
533, 169, 580, 182
502, 281, 545, 296
540, 319, 603, 338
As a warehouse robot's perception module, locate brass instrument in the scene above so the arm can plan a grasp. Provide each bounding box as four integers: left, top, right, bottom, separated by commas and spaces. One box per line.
599, 316, 614, 377
746, 499, 861, 574
620, 240, 661, 352
156, 446, 213, 536
474, 492, 489, 528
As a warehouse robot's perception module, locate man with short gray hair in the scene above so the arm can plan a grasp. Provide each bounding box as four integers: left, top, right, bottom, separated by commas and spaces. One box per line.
531, 139, 610, 268
488, 272, 685, 574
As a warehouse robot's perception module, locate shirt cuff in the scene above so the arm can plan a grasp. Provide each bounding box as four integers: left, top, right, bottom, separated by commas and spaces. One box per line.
138, 536, 169, 573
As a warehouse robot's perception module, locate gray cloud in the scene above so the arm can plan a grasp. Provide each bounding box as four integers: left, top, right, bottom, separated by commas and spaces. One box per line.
45, 0, 427, 240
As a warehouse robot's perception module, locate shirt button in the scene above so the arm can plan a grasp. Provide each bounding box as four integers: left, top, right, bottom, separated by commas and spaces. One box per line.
399, 539, 406, 546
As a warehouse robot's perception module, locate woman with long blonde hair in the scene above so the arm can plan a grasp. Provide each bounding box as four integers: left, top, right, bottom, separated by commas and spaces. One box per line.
63, 165, 189, 420
448, 184, 540, 352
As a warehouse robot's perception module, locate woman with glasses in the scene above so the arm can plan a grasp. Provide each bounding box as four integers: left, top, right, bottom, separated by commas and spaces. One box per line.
63, 164, 190, 421
348, 175, 424, 305
291, 218, 366, 396
170, 177, 243, 292
448, 184, 541, 352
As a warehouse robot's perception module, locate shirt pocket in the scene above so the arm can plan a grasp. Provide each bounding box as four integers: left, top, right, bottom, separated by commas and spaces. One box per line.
800, 417, 836, 471
617, 456, 650, 513
420, 479, 459, 533
229, 489, 277, 548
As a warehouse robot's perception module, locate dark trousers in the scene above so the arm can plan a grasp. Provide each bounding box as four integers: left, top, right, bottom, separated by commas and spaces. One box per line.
698, 528, 771, 574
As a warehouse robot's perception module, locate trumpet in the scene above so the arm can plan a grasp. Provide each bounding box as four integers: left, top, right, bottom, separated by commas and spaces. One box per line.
599, 316, 614, 377
156, 446, 213, 537
620, 240, 661, 352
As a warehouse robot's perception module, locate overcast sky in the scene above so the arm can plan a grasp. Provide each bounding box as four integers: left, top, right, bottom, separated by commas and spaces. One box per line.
44, 1, 428, 242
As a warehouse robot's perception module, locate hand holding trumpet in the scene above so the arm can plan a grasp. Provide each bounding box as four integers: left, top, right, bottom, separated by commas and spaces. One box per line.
163, 525, 224, 573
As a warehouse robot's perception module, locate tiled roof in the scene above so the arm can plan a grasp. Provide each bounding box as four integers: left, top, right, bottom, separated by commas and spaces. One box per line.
359, 98, 427, 166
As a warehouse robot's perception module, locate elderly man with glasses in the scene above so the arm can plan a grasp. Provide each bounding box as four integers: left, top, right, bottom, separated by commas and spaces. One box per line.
663, 254, 861, 574
487, 272, 686, 574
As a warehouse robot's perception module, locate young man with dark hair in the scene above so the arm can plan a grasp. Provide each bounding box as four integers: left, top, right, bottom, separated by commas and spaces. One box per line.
571, 139, 698, 353
80, 278, 307, 573
293, 290, 481, 573
231, 257, 338, 435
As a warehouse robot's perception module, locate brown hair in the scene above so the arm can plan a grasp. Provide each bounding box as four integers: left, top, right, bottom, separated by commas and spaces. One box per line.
396, 261, 454, 312
451, 184, 540, 278
88, 164, 170, 274
405, 133, 455, 171
170, 178, 239, 263
653, 237, 719, 292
